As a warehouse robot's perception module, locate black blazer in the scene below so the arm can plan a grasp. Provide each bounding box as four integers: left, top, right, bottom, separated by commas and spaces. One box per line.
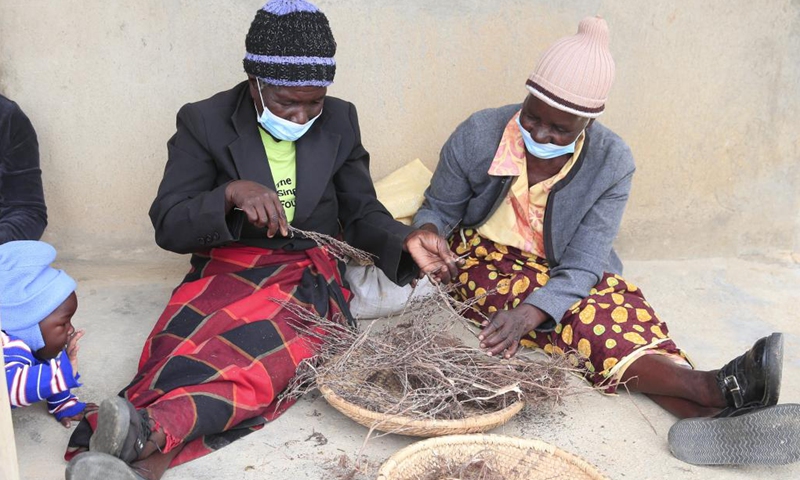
149, 81, 416, 284
0, 95, 47, 243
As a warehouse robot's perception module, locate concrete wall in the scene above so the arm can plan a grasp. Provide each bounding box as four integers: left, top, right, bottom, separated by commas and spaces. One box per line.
1, 0, 797, 262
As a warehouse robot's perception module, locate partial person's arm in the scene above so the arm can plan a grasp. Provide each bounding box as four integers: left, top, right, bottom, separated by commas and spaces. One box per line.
149, 104, 241, 254
479, 162, 634, 358
524, 162, 634, 325
3, 336, 82, 409
0, 104, 47, 243
52, 329, 93, 426
46, 388, 86, 423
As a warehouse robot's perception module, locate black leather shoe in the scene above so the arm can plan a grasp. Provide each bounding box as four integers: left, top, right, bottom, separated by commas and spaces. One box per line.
716, 332, 783, 412
90, 396, 153, 464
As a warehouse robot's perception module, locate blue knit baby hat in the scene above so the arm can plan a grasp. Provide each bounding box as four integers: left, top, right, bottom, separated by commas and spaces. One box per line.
243, 0, 337, 87
0, 241, 76, 351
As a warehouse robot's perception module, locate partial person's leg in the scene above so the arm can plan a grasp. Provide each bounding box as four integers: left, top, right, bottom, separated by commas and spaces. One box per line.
621, 354, 724, 405
90, 315, 318, 464
448, 230, 782, 421
621, 354, 725, 417
129, 446, 182, 480
665, 331, 798, 466
448, 229, 552, 325
68, 245, 350, 475
540, 275, 784, 418
642, 394, 721, 419
627, 332, 784, 414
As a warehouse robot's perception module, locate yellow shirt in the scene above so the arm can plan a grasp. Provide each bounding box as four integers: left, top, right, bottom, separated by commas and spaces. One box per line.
477, 111, 584, 257
259, 128, 297, 223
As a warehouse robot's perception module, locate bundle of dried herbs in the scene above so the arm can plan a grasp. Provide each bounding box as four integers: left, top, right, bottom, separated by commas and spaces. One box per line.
282, 286, 580, 422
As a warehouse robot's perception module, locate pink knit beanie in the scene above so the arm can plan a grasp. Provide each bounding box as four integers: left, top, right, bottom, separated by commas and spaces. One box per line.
526, 16, 615, 118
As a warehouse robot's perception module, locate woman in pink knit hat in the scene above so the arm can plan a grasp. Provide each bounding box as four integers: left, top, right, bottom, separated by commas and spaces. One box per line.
414, 16, 799, 466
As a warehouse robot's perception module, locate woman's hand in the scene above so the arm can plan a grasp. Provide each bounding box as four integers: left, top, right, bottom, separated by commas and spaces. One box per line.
225, 180, 288, 237
479, 304, 549, 358
403, 230, 462, 284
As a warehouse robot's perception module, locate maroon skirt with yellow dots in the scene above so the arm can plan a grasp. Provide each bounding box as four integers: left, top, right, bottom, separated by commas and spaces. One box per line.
451, 229, 691, 392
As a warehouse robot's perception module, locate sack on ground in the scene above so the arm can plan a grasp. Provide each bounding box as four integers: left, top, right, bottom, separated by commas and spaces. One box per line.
344, 264, 434, 320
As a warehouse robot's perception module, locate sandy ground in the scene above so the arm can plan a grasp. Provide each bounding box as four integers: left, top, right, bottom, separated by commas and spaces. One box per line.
10, 255, 800, 480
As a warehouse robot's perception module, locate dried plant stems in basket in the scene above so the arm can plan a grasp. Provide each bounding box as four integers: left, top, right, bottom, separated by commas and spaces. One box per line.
282, 290, 582, 423
279, 226, 584, 424
418, 450, 506, 480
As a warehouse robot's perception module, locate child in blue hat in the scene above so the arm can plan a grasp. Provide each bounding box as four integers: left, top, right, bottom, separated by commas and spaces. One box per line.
1, 240, 96, 427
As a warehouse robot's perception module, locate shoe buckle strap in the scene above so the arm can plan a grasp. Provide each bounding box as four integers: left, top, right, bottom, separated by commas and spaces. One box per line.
723, 375, 744, 408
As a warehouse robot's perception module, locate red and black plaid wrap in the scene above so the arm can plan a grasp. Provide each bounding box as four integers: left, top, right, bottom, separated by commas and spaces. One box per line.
66, 244, 351, 467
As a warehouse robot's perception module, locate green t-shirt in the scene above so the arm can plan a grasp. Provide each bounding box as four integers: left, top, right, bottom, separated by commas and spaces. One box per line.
258, 128, 297, 223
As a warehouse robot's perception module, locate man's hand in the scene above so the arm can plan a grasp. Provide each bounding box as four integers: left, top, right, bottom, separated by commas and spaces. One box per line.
225, 180, 288, 237
403, 229, 462, 284
66, 330, 85, 374
59, 402, 99, 428
479, 304, 549, 358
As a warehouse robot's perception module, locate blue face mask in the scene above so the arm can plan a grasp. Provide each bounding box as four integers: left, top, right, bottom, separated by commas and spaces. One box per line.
255, 78, 321, 142
516, 116, 581, 160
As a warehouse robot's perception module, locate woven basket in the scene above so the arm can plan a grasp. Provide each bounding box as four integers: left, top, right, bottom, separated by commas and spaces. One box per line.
377, 434, 609, 480
319, 384, 524, 437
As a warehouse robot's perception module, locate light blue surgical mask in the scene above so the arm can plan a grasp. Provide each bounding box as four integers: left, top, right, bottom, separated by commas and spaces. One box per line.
516, 116, 581, 160
255, 78, 321, 142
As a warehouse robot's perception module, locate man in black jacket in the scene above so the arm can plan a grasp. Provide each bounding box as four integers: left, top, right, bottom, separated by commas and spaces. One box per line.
0, 94, 47, 243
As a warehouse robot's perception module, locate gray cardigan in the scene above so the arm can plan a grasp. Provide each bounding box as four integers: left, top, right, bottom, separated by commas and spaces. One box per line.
413, 104, 635, 328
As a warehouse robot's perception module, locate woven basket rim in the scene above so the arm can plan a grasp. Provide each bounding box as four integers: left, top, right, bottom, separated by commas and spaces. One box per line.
377, 434, 609, 480
319, 383, 524, 433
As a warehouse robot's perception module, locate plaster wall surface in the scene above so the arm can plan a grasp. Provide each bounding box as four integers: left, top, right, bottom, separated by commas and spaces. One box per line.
0, 0, 798, 261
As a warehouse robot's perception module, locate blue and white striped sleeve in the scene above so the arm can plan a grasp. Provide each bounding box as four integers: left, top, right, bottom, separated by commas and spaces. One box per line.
4, 333, 83, 418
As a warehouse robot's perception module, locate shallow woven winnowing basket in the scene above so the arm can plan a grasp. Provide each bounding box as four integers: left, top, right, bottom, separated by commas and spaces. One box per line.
377, 434, 609, 480
319, 384, 524, 437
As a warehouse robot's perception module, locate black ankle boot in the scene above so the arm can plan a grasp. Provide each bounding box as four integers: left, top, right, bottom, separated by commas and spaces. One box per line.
715, 332, 783, 414
90, 396, 153, 464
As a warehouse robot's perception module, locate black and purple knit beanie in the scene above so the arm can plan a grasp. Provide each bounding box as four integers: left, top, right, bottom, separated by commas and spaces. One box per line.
243, 0, 336, 87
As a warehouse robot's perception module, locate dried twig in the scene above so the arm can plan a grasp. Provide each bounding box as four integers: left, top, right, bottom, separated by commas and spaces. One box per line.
288, 225, 376, 265
281, 289, 583, 423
